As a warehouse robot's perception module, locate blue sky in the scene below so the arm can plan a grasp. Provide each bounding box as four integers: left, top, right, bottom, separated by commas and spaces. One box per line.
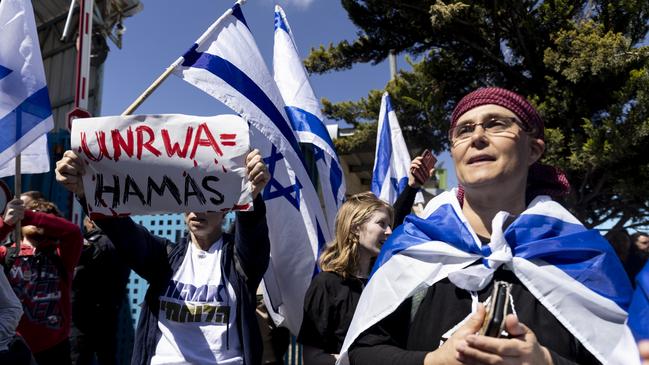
100, 0, 457, 188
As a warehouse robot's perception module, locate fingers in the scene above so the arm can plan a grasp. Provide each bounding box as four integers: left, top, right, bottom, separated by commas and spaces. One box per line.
246, 150, 267, 181
464, 334, 522, 357
246, 149, 269, 198
55, 150, 85, 180
457, 339, 505, 364
246, 149, 261, 165
504, 314, 527, 338
459, 317, 551, 365
409, 156, 433, 187
459, 315, 529, 357
246, 155, 264, 178
411, 157, 423, 169
55, 150, 86, 197
458, 304, 486, 336
3, 198, 25, 225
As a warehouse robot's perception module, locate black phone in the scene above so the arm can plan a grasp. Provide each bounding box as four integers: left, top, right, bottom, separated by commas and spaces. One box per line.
479, 281, 511, 337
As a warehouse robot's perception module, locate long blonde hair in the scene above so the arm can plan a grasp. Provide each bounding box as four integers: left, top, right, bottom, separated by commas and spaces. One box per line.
319, 192, 393, 279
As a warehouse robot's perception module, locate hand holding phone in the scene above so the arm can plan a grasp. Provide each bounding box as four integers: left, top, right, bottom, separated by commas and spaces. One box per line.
479, 281, 512, 337
411, 149, 437, 186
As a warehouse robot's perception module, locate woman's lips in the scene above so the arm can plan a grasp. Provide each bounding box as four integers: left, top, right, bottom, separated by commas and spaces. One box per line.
467, 154, 495, 164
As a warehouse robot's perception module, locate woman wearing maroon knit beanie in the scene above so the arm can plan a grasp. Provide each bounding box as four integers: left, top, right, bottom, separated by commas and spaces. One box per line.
346, 87, 633, 365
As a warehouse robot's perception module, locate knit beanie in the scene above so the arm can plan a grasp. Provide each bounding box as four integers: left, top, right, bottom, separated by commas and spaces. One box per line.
451, 87, 544, 139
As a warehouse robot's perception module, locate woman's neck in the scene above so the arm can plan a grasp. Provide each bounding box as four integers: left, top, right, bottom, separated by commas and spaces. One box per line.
355, 252, 372, 278
462, 189, 526, 238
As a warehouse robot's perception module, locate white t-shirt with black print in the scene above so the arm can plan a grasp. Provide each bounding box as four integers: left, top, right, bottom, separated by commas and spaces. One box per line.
151, 238, 243, 365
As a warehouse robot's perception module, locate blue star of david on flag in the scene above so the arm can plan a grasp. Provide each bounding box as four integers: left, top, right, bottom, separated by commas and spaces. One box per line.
390, 176, 408, 195
263, 145, 302, 210
0, 64, 12, 80
312, 145, 325, 162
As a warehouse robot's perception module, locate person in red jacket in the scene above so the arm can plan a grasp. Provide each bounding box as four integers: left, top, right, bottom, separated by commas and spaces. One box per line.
0, 197, 82, 365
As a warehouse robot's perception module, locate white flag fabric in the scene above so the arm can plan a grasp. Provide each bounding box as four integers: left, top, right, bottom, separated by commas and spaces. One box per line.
371, 92, 422, 205
338, 190, 640, 365
0, 0, 53, 177
172, 2, 330, 334
273, 5, 345, 236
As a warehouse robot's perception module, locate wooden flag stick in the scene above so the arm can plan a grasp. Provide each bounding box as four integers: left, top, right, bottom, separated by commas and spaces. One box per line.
14, 154, 22, 249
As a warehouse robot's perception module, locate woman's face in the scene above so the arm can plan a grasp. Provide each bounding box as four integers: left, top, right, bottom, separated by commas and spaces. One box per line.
450, 104, 544, 194
357, 207, 392, 257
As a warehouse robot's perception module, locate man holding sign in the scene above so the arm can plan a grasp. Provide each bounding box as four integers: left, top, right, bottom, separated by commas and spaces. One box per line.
55, 113, 271, 365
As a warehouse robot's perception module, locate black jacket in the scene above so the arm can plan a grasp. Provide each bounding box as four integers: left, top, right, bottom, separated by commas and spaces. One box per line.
72, 227, 130, 333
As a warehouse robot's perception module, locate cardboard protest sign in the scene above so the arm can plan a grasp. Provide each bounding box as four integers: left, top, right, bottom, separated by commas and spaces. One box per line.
71, 114, 251, 216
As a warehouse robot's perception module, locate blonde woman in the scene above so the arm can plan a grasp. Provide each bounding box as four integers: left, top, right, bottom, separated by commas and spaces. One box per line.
298, 192, 394, 365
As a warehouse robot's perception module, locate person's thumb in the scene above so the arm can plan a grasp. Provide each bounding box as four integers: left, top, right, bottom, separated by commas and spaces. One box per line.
458, 304, 486, 335
505, 314, 527, 337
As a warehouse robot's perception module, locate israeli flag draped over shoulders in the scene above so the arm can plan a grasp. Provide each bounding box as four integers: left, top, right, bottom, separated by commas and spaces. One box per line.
371, 92, 422, 205
0, 0, 53, 177
172, 2, 330, 334
628, 261, 649, 341
273, 5, 345, 236
338, 189, 639, 365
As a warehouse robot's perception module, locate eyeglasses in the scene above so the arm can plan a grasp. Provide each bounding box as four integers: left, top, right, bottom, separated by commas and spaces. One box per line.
448, 116, 530, 144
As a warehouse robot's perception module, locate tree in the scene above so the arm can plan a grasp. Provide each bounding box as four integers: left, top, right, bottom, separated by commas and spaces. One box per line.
306, 0, 649, 231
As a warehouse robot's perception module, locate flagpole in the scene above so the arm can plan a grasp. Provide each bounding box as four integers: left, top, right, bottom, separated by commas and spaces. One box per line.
121, 0, 248, 116
14, 154, 22, 250
389, 51, 397, 80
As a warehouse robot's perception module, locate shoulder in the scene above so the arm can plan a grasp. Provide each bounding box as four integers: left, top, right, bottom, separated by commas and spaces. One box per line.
311, 271, 345, 287
307, 271, 363, 300
305, 272, 344, 296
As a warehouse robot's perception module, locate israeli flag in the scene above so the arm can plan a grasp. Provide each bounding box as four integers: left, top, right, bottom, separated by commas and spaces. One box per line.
628, 262, 649, 341
0, 0, 53, 177
173, 2, 330, 334
371, 92, 422, 205
338, 190, 639, 365
273, 5, 345, 236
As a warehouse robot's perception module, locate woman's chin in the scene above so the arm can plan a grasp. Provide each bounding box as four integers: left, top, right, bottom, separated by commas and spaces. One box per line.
460, 176, 501, 189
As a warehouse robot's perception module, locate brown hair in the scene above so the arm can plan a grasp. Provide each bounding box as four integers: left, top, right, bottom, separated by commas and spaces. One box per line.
21, 190, 44, 202
606, 229, 631, 262
26, 199, 61, 217
319, 192, 393, 279
22, 199, 62, 241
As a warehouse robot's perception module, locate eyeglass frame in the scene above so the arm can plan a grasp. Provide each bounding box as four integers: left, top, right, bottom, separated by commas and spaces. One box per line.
447, 115, 535, 145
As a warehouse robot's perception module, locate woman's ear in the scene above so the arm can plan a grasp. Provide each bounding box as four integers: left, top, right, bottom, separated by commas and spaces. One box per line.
528, 138, 545, 166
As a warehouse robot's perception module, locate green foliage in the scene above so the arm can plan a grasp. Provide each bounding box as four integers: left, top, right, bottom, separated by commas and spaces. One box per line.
309, 0, 649, 229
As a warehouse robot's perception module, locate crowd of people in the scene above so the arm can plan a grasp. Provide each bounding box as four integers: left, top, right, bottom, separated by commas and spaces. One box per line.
0, 87, 647, 364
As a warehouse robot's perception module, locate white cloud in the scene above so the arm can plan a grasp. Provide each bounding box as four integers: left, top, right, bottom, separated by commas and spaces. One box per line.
275, 0, 316, 10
